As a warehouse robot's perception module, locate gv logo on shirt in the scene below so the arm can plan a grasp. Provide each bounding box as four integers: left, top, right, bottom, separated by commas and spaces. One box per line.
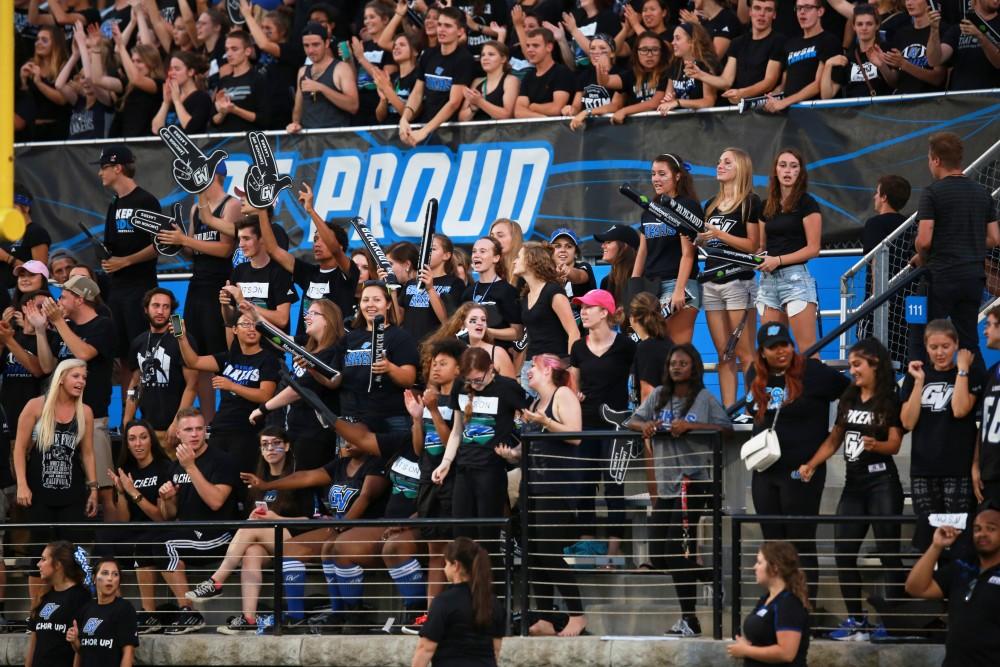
83, 617, 103, 635
920, 383, 953, 412
327, 485, 358, 514
39, 603, 60, 620
844, 430, 864, 461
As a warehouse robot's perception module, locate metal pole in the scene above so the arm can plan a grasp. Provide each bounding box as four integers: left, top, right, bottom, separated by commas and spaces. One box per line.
504, 520, 513, 637
711, 433, 723, 640
730, 516, 742, 637
519, 433, 531, 637
273, 523, 284, 635
0, 10, 26, 242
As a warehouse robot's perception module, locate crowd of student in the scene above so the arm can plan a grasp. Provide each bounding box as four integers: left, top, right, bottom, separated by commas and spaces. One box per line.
14, 0, 1000, 143
2, 125, 1000, 666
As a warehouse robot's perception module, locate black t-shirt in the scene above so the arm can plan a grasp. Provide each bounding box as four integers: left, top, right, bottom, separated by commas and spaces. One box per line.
256, 469, 315, 519
641, 196, 704, 280
835, 393, 901, 485
619, 68, 669, 105
703, 7, 743, 44
30, 584, 92, 667
728, 30, 787, 92
917, 176, 996, 280
570, 334, 636, 427
889, 24, 942, 94
563, 260, 596, 302
169, 446, 238, 524
669, 58, 710, 100
576, 67, 614, 110
630, 336, 671, 405
783, 30, 841, 97
400, 275, 466, 342
762, 192, 821, 264
519, 63, 576, 105
0, 222, 51, 289
337, 325, 419, 420
750, 358, 850, 471
0, 329, 52, 436
230, 259, 298, 323
455, 0, 511, 57
570, 9, 622, 67
416, 46, 477, 124
980, 361, 1000, 482
901, 365, 983, 477
420, 582, 505, 667
357, 40, 396, 124
129, 331, 187, 430
942, 17, 1000, 91
75, 597, 139, 667
521, 282, 569, 358
830, 42, 893, 97
419, 392, 457, 483
703, 194, 762, 282
463, 279, 522, 332
213, 69, 268, 132
163, 89, 213, 134
319, 455, 386, 518
374, 429, 421, 519
117, 80, 164, 137
933, 559, 1000, 667
55, 315, 116, 419
257, 41, 302, 128
861, 212, 906, 256
451, 375, 531, 469
210, 344, 280, 434
122, 458, 172, 522
292, 258, 360, 341
104, 186, 160, 288
285, 345, 339, 440
388, 69, 418, 117
742, 590, 809, 667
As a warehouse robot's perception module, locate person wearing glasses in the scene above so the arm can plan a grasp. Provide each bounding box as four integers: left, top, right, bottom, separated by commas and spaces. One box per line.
173, 310, 279, 475
763, 0, 841, 112
905, 500, 1000, 666
185, 427, 314, 635
337, 280, 419, 432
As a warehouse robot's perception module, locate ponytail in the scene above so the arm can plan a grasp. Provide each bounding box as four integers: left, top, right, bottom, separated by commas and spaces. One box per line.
444, 537, 495, 629
760, 541, 810, 610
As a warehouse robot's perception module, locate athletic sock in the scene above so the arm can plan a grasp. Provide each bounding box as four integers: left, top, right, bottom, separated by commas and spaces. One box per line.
282, 559, 306, 620
333, 565, 365, 608
388, 559, 426, 610
321, 561, 342, 612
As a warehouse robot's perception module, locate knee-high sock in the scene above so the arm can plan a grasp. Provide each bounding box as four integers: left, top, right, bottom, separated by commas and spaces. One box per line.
334, 565, 365, 609
282, 559, 306, 620
388, 559, 426, 610
321, 561, 342, 612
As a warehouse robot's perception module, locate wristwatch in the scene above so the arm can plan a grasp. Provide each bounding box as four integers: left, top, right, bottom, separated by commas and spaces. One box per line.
131, 492, 143, 504
958, 370, 969, 377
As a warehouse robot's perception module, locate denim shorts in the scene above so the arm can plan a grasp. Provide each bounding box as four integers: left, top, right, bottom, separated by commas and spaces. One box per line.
756, 264, 817, 311
702, 278, 757, 312
658, 279, 703, 311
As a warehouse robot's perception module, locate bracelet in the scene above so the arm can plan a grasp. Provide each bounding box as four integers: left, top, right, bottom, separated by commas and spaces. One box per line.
258, 403, 271, 415
777, 256, 783, 266
86, 481, 98, 490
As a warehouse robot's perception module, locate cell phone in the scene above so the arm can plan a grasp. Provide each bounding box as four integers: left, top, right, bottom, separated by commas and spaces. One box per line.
337, 40, 351, 62
170, 314, 183, 338
255, 501, 269, 514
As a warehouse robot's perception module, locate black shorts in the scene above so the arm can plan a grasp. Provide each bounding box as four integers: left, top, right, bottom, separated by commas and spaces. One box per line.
110, 283, 156, 358
416, 481, 453, 540
161, 530, 232, 572
26, 501, 90, 564
184, 282, 228, 356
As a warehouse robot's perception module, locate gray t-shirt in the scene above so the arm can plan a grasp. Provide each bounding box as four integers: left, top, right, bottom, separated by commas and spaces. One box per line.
633, 387, 729, 497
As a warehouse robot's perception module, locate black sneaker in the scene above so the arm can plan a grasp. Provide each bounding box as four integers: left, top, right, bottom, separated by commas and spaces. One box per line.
164, 608, 205, 635
304, 611, 339, 635
186, 578, 223, 605
666, 615, 702, 637
216, 615, 257, 635
137, 612, 163, 635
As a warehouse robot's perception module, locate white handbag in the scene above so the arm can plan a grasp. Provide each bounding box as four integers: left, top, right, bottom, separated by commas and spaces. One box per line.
740, 401, 782, 472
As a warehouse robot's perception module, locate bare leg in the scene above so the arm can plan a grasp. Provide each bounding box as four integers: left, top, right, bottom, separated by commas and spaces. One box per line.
705, 309, 736, 406
666, 307, 698, 345
788, 303, 818, 353
381, 529, 421, 568
197, 372, 217, 423
162, 565, 191, 606
241, 544, 269, 622
735, 306, 757, 395
99, 488, 115, 522
137, 567, 158, 612
762, 306, 787, 326
213, 527, 272, 584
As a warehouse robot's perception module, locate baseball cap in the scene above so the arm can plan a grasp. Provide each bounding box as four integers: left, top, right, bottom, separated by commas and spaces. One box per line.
757, 321, 793, 349
301, 21, 329, 39
92, 144, 135, 166
62, 275, 101, 302
50, 249, 80, 264
549, 227, 580, 246
572, 289, 616, 313
594, 224, 639, 250
14, 260, 50, 279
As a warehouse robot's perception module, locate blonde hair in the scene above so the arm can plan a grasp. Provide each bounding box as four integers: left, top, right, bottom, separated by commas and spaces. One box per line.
36, 359, 87, 454
489, 218, 524, 281
705, 147, 755, 219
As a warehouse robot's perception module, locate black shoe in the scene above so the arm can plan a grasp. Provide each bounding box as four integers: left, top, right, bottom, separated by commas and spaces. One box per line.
304, 611, 340, 635
137, 612, 163, 635
666, 615, 702, 637
216, 615, 257, 635
164, 608, 205, 635
186, 578, 223, 605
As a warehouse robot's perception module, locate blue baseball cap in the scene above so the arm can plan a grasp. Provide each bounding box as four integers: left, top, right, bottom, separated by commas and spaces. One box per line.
549, 227, 580, 246
216, 160, 227, 181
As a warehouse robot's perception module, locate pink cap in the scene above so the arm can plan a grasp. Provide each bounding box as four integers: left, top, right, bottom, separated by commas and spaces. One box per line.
572, 289, 616, 313
14, 260, 50, 279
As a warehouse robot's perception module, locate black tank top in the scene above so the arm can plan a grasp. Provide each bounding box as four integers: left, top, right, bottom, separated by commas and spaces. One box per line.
28, 417, 85, 507
522, 282, 569, 359
191, 195, 233, 286
528, 389, 580, 492
473, 74, 508, 121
